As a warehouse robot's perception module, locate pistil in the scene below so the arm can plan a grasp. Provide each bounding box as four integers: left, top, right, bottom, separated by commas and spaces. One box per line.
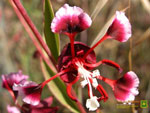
68, 33, 76, 58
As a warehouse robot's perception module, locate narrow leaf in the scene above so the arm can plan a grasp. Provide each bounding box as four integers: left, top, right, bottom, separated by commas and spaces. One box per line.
134, 27, 150, 47
44, 0, 60, 61
41, 62, 80, 113
91, 0, 108, 21
141, 0, 150, 13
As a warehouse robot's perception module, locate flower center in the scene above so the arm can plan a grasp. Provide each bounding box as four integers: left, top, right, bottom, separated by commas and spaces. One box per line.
75, 61, 100, 97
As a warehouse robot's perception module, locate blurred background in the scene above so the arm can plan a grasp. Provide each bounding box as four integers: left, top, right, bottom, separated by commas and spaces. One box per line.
0, 0, 150, 113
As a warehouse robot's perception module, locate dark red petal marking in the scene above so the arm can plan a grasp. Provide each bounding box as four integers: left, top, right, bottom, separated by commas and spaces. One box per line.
58, 41, 96, 83
23, 84, 43, 105
116, 72, 139, 89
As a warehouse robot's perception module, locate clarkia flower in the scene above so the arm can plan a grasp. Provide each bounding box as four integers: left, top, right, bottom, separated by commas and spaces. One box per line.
51, 4, 92, 35
49, 3, 139, 111
2, 3, 139, 112
22, 97, 58, 113
13, 81, 43, 106
57, 41, 121, 110
107, 11, 132, 42
7, 97, 58, 113
1, 71, 28, 99
113, 71, 139, 102
96, 71, 139, 101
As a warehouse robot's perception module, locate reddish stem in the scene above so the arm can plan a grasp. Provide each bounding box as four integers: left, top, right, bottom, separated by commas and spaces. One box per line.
41, 68, 70, 88
10, 0, 57, 73
12, 0, 56, 66
83, 34, 108, 59
2, 77, 16, 102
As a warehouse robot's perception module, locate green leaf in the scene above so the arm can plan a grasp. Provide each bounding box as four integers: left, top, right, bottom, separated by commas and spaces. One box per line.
91, 0, 108, 21
44, 0, 60, 61
41, 62, 80, 113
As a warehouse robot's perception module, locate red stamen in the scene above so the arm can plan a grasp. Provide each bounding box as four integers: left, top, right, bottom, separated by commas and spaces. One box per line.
97, 84, 108, 102
83, 34, 108, 59
41, 68, 70, 88
84, 59, 122, 73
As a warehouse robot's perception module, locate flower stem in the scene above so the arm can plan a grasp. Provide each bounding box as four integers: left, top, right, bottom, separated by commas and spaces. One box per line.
83, 34, 108, 59
12, 0, 56, 66
2, 77, 16, 102
41, 68, 70, 88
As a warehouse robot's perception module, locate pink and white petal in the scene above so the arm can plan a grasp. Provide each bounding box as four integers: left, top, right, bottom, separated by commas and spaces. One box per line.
1, 70, 28, 89
7, 105, 20, 113
114, 87, 134, 101
51, 4, 92, 34
117, 71, 139, 90
13, 81, 42, 106
114, 71, 139, 102
107, 11, 131, 42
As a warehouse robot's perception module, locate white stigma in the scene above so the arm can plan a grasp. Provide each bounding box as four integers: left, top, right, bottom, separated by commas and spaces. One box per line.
76, 62, 100, 111
92, 69, 100, 77
86, 96, 100, 111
